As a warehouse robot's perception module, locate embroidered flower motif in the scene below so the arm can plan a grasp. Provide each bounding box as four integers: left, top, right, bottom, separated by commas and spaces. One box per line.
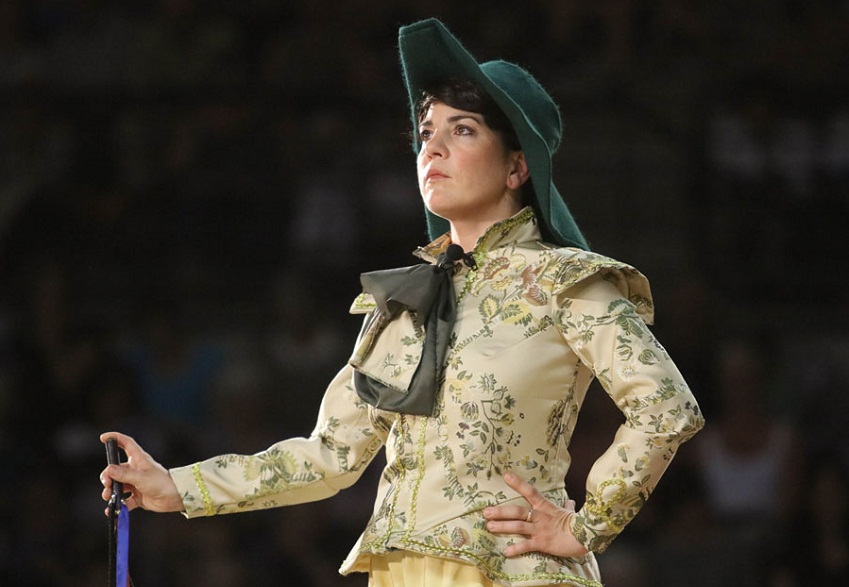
460, 401, 479, 421
618, 363, 637, 381
437, 526, 471, 549
520, 264, 548, 306
482, 256, 511, 281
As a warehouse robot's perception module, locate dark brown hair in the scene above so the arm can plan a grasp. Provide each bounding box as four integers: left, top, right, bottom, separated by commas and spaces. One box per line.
415, 78, 522, 152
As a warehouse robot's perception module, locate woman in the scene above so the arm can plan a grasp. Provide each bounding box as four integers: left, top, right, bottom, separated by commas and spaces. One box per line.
101, 19, 704, 587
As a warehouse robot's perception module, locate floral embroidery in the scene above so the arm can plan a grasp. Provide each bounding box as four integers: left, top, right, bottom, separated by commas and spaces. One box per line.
214, 447, 323, 501
171, 208, 703, 586
454, 373, 518, 480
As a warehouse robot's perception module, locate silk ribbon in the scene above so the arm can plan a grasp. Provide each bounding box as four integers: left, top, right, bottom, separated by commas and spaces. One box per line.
352, 247, 465, 416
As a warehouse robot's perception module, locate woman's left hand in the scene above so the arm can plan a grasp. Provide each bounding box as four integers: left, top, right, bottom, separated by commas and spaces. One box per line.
483, 472, 590, 559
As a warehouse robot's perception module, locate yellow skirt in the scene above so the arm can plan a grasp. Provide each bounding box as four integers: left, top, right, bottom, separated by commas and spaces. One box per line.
368, 551, 494, 586
368, 550, 575, 587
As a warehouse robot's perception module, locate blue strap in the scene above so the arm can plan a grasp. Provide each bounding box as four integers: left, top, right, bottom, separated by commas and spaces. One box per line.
116, 503, 130, 587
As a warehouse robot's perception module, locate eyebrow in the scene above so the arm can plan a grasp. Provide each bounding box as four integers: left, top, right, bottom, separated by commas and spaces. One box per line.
419, 114, 484, 127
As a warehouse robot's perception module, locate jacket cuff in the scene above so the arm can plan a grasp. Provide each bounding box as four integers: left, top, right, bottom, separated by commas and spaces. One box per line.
169, 463, 214, 518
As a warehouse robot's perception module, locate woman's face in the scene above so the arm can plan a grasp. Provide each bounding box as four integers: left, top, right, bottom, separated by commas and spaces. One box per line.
416, 101, 526, 227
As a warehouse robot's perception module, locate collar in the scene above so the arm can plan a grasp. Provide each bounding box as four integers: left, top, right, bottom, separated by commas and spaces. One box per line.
413, 207, 542, 264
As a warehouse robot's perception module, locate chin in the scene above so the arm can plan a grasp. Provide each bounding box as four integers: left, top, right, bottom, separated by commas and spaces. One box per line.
425, 206, 458, 224
422, 196, 454, 221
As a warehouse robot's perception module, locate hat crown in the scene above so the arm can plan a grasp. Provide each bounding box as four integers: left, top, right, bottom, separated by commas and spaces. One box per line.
480, 60, 562, 155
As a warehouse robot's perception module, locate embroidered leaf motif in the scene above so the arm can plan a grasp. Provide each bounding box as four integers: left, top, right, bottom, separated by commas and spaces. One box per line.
479, 295, 499, 321
607, 299, 630, 313
500, 302, 526, 324
638, 349, 659, 365
381, 354, 401, 377
615, 312, 646, 336
616, 335, 634, 361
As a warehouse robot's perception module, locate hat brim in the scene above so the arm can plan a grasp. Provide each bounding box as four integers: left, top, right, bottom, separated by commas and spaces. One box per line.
399, 19, 588, 250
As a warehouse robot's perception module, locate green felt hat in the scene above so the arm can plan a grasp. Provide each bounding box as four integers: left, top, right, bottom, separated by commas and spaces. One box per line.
399, 18, 589, 250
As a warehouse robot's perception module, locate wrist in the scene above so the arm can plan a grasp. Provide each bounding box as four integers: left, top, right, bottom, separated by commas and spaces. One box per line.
565, 511, 589, 555
162, 471, 185, 512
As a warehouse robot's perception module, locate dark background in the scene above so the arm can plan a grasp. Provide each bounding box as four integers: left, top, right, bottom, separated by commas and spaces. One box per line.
1, 1, 848, 585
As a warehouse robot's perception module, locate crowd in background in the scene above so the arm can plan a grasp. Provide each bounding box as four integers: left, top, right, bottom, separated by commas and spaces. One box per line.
0, 1, 848, 585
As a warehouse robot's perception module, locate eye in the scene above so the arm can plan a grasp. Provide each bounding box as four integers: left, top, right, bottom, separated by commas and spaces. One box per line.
455, 125, 475, 136
418, 128, 433, 141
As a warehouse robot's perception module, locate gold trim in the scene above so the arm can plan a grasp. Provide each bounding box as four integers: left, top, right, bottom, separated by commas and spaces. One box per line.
191, 463, 215, 516
402, 416, 430, 544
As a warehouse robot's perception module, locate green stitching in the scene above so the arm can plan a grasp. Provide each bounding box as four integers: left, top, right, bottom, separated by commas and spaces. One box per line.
455, 208, 535, 306
378, 415, 408, 549
477, 208, 535, 251
455, 264, 479, 305
191, 462, 214, 516
402, 415, 430, 545
584, 478, 628, 533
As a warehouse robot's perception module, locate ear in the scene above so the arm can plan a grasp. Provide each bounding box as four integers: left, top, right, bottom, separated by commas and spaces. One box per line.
506, 152, 530, 191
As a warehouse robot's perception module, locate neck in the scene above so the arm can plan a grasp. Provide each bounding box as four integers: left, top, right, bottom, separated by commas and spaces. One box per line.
449, 220, 491, 252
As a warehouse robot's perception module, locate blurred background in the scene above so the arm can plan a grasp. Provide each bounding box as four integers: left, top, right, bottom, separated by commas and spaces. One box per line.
1, 1, 848, 585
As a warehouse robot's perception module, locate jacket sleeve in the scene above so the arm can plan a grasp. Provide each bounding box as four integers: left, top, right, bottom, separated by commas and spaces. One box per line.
169, 364, 387, 518
553, 270, 705, 552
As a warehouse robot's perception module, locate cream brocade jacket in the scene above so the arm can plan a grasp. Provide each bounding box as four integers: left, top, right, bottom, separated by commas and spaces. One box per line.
170, 208, 704, 587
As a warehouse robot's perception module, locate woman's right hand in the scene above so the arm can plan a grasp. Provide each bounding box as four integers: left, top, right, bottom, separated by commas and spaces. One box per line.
100, 432, 184, 513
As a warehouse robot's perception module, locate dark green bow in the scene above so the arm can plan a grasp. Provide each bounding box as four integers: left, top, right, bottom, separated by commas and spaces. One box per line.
352, 247, 464, 416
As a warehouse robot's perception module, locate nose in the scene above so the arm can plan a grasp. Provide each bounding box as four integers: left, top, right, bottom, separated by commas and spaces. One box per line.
421, 132, 446, 159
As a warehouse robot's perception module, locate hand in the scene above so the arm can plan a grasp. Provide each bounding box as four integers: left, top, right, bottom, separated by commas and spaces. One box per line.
99, 432, 184, 514
483, 471, 589, 559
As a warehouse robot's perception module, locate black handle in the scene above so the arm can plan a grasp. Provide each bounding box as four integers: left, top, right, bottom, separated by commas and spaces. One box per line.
105, 439, 123, 509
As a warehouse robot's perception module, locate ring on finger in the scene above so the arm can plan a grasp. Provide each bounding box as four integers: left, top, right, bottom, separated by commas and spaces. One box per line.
526, 509, 534, 523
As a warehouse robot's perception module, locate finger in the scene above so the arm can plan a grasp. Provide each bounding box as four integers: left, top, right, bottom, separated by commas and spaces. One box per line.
101, 466, 133, 501
100, 431, 143, 460
102, 463, 127, 485
105, 463, 151, 499
100, 430, 126, 446
503, 472, 545, 507
503, 537, 540, 558
122, 492, 139, 511
483, 504, 530, 521
100, 468, 112, 489
486, 518, 533, 537
102, 492, 139, 513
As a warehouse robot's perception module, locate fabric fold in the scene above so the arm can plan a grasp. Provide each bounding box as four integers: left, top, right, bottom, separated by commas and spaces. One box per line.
351, 250, 460, 416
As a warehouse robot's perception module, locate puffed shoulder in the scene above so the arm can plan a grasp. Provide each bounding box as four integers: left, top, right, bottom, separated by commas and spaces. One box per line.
547, 247, 655, 325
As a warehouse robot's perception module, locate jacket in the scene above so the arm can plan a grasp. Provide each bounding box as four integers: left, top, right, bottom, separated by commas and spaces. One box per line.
169, 207, 704, 586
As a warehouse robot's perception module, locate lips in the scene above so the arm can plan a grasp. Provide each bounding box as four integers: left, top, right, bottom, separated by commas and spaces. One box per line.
425, 168, 449, 182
